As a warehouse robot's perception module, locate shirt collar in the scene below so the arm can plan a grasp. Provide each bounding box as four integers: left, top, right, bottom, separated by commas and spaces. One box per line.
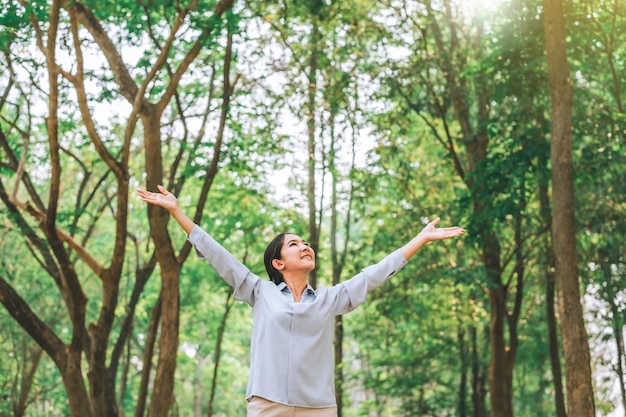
277, 282, 316, 298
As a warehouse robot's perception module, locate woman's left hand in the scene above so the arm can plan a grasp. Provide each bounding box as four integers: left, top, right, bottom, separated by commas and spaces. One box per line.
419, 217, 465, 242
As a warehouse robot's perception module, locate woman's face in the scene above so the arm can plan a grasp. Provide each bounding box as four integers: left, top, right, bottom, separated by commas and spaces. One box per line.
273, 234, 316, 273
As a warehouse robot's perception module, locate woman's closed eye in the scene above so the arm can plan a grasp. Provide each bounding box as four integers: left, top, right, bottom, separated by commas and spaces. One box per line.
287, 239, 309, 247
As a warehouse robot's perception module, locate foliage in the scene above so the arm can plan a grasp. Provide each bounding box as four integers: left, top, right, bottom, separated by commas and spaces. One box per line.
0, 0, 624, 416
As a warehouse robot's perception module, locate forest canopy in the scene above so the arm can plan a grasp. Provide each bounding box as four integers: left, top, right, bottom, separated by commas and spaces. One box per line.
0, 0, 625, 416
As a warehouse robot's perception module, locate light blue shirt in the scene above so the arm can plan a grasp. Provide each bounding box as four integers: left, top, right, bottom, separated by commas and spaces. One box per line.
188, 225, 408, 408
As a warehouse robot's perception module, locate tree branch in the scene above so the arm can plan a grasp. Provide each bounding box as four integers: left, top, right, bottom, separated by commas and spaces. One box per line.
72, 1, 140, 104
156, 0, 235, 114
0, 275, 66, 368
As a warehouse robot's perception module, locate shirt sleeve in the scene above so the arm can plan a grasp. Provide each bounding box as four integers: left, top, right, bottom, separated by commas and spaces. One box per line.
187, 225, 260, 305
332, 249, 408, 315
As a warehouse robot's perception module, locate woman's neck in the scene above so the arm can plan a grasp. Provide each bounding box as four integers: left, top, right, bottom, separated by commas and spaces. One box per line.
283, 274, 308, 302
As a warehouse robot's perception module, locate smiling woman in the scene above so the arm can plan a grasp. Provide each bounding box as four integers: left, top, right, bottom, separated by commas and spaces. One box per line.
136, 185, 465, 417
266, 234, 316, 298
263, 233, 315, 290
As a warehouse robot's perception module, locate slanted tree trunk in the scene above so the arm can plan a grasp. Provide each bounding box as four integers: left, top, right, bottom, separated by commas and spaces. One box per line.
543, 0, 596, 415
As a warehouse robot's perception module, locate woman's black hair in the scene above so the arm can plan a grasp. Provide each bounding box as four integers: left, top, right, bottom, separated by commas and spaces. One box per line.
264, 233, 287, 285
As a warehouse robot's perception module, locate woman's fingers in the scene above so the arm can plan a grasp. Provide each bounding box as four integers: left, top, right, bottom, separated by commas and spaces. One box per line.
157, 184, 169, 195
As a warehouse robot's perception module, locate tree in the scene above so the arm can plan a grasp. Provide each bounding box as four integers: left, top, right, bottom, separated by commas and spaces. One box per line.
367, 1, 540, 415
0, 0, 235, 415
543, 0, 596, 415
567, 0, 626, 411
1, 0, 623, 414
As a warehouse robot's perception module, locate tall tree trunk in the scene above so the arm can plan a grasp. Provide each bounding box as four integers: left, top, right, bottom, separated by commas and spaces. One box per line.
135, 296, 162, 417
143, 109, 181, 417
470, 324, 487, 417
547, 261, 568, 417
118, 321, 133, 417
306, 8, 322, 289
538, 143, 568, 417
207, 291, 235, 417
602, 263, 626, 411
610, 293, 626, 411
543, 0, 596, 415
457, 321, 467, 417
487, 281, 514, 417
328, 98, 356, 417
333, 317, 344, 417
330, 119, 344, 416
194, 355, 207, 417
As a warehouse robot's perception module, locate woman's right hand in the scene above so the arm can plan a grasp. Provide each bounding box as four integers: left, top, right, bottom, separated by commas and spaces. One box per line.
136, 185, 179, 212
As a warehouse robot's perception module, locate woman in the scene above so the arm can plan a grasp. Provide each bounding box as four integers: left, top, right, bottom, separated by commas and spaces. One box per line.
137, 185, 465, 417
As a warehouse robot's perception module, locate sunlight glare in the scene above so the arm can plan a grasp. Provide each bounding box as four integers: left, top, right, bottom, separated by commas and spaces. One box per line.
458, 0, 505, 17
